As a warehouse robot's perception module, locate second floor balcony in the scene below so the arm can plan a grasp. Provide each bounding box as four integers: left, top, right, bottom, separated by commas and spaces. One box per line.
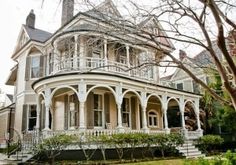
49, 56, 155, 82
42, 34, 160, 83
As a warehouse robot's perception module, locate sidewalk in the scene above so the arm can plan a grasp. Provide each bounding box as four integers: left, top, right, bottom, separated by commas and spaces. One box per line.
0, 153, 16, 165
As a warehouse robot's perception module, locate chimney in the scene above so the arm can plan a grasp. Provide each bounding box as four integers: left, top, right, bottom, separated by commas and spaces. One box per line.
26, 9, 35, 29
179, 49, 187, 60
61, 0, 74, 26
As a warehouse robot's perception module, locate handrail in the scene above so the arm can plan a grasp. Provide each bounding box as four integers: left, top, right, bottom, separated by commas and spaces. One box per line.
50, 56, 154, 82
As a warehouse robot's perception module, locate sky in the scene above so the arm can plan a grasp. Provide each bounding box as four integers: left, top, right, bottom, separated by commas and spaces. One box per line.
0, 0, 235, 94
0, 0, 62, 94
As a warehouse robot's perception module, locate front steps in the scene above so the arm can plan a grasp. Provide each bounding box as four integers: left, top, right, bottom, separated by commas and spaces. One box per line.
177, 140, 205, 158
4, 151, 33, 164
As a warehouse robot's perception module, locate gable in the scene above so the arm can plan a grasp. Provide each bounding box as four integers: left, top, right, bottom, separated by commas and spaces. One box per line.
94, 0, 121, 18
139, 17, 175, 50
85, 0, 122, 20
14, 27, 30, 54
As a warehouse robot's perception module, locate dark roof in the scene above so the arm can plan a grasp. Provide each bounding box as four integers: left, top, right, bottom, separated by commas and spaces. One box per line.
188, 41, 223, 67
6, 94, 13, 102
23, 25, 52, 43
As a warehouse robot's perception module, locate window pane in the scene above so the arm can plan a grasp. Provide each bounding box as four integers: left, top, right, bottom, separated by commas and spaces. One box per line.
28, 105, 37, 130
31, 56, 40, 78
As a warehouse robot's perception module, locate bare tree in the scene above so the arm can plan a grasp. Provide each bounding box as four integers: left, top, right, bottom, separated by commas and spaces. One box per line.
42, 0, 236, 110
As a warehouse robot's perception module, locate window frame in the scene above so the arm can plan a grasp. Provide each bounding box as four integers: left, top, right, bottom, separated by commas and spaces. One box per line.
30, 55, 41, 79
148, 110, 158, 128
93, 93, 104, 128
28, 104, 37, 131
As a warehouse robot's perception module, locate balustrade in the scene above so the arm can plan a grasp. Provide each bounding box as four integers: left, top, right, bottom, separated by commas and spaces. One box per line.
49, 56, 154, 82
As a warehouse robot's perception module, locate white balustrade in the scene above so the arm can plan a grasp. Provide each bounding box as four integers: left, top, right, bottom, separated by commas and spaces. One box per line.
50, 56, 154, 81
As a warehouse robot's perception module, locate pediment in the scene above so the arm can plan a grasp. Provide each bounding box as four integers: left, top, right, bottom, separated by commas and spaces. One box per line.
92, 0, 122, 18
13, 26, 30, 53
140, 17, 175, 50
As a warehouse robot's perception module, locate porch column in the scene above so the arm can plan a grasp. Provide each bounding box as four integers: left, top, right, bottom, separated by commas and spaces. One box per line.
73, 35, 79, 69
117, 103, 123, 128
35, 96, 41, 130
195, 99, 201, 131
79, 101, 86, 130
162, 105, 169, 130
179, 97, 186, 130
141, 105, 148, 130
104, 39, 108, 70
44, 89, 51, 131
126, 45, 130, 68
162, 94, 170, 133
44, 105, 50, 130
78, 80, 86, 130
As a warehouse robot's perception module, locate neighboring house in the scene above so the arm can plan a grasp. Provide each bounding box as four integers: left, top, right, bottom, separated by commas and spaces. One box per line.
0, 93, 14, 147
6, 0, 203, 143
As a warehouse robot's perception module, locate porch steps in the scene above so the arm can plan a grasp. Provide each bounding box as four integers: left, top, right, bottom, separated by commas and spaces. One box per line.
5, 152, 34, 164
177, 140, 205, 158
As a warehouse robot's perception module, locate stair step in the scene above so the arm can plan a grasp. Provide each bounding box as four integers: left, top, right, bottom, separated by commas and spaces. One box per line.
177, 146, 196, 150
178, 148, 199, 153
183, 151, 202, 156
186, 154, 205, 159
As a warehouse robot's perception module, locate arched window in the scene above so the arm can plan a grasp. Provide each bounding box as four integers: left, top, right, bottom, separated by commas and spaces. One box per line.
148, 110, 158, 127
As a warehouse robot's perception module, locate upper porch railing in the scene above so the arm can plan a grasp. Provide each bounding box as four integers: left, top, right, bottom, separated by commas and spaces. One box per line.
50, 56, 155, 82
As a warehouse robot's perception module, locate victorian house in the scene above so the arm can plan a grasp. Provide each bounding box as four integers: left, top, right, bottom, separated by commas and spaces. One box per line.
6, 0, 203, 141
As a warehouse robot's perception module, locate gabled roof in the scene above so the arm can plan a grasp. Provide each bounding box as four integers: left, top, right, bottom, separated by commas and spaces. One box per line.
162, 42, 223, 81
86, 0, 122, 19
23, 25, 52, 43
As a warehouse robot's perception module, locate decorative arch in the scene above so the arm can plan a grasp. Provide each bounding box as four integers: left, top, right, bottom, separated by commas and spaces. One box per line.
184, 100, 196, 113
38, 92, 45, 100
184, 100, 198, 131
86, 85, 116, 101
26, 45, 43, 56
167, 97, 180, 106
50, 85, 78, 103
122, 89, 142, 103
146, 94, 163, 107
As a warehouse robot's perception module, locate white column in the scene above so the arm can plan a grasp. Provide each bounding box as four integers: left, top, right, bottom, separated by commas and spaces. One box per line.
78, 80, 87, 130
35, 96, 41, 130
126, 45, 130, 68
195, 99, 201, 131
163, 105, 168, 130
141, 105, 148, 130
74, 35, 78, 69
44, 105, 50, 130
44, 89, 51, 131
79, 101, 86, 130
117, 103, 122, 128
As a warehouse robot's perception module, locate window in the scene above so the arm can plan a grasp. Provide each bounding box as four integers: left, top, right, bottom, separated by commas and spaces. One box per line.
28, 105, 37, 131
31, 56, 40, 78
176, 83, 183, 90
193, 81, 200, 94
94, 94, 103, 127
148, 111, 158, 127
121, 98, 130, 127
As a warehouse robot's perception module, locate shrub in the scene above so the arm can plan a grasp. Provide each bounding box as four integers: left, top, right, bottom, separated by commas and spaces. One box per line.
197, 135, 224, 154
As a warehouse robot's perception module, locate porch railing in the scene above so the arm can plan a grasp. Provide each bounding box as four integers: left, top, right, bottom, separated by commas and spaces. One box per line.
51, 56, 154, 82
